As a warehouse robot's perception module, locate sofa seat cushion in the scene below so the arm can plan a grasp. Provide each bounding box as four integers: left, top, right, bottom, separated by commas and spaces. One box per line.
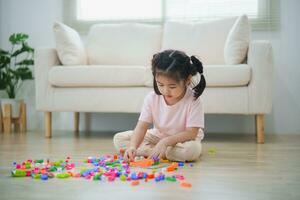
144, 64, 251, 87
49, 65, 153, 87
204, 64, 251, 87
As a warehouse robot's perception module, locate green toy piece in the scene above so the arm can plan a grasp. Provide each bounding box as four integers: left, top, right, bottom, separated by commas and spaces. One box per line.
208, 147, 217, 155
56, 173, 70, 178
11, 170, 26, 177
34, 159, 44, 164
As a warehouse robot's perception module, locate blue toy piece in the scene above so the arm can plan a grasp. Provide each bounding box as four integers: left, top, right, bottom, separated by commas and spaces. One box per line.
41, 174, 48, 180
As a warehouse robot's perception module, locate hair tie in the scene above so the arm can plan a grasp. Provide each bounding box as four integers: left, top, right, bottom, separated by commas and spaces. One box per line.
166, 60, 176, 72
169, 50, 176, 58
190, 72, 201, 88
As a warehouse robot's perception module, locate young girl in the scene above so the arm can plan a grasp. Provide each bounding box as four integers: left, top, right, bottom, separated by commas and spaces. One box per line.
113, 49, 206, 162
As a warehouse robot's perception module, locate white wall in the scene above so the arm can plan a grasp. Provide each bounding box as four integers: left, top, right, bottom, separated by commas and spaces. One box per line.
272, 0, 300, 134
1, 0, 299, 134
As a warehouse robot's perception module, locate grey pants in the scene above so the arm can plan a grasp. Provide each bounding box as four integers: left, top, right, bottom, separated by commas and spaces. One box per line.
113, 130, 202, 162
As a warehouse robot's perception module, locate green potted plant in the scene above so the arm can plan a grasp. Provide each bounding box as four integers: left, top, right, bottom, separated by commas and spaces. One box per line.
0, 33, 34, 117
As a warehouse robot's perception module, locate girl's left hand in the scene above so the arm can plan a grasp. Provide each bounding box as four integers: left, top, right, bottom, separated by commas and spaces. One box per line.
148, 139, 168, 159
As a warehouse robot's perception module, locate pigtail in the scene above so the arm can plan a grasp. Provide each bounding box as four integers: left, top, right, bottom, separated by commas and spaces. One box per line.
152, 53, 162, 95
190, 56, 206, 99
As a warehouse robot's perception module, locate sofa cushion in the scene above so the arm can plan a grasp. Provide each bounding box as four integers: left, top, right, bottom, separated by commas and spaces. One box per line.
86, 23, 162, 66
143, 64, 251, 87
161, 17, 236, 65
49, 64, 250, 88
49, 65, 153, 87
204, 64, 251, 87
224, 15, 251, 64
53, 22, 87, 65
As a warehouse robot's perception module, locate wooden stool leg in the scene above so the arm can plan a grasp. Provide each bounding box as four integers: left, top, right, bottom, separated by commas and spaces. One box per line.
74, 112, 79, 132
15, 100, 22, 132
20, 101, 27, 132
3, 104, 12, 133
0, 107, 3, 133
255, 114, 265, 144
14, 121, 20, 132
45, 112, 52, 138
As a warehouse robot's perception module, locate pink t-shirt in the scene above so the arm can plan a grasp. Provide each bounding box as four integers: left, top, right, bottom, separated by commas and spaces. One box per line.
138, 88, 205, 140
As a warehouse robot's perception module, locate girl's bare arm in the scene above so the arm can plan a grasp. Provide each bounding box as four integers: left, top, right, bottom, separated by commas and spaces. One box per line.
129, 120, 150, 149
163, 127, 202, 146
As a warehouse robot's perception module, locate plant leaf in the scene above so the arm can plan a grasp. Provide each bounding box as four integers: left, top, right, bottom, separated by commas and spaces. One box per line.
0, 48, 10, 56
15, 67, 34, 80
22, 42, 34, 53
1, 32, 34, 98
11, 49, 23, 57
0, 71, 10, 89
9, 33, 29, 45
0, 71, 7, 89
16, 59, 34, 66
0, 55, 10, 69
11, 42, 34, 57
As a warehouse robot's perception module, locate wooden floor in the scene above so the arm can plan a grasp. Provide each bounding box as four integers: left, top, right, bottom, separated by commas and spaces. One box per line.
0, 131, 300, 200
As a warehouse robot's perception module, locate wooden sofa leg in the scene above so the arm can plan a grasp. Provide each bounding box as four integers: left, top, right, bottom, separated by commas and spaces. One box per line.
45, 112, 52, 138
0, 105, 3, 133
3, 104, 12, 133
255, 114, 265, 144
74, 112, 79, 132
20, 101, 27, 133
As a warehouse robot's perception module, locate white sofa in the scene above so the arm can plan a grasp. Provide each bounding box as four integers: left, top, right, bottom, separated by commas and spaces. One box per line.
35, 15, 273, 143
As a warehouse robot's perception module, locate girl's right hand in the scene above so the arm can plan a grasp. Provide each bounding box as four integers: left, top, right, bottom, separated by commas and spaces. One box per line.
123, 147, 137, 162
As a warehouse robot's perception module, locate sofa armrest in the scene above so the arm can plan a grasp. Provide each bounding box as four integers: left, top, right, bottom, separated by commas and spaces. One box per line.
247, 40, 274, 114
34, 48, 61, 110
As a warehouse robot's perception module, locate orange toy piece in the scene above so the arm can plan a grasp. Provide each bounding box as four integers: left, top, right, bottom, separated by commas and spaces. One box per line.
180, 182, 192, 188
166, 162, 178, 172
130, 159, 154, 168
131, 180, 140, 186
160, 159, 169, 163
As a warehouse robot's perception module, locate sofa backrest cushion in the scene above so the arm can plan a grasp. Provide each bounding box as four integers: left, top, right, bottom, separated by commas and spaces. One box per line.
86, 23, 162, 66
161, 17, 237, 65
53, 22, 87, 65
224, 15, 250, 64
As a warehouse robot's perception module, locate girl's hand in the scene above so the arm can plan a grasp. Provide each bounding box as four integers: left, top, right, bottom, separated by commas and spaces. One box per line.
123, 147, 137, 162
148, 139, 168, 159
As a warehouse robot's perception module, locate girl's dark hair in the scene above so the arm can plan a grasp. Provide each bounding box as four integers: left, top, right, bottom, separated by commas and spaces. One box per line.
151, 49, 206, 99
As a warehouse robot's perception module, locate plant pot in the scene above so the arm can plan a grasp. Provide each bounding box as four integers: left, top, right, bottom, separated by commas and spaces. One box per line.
0, 98, 22, 118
